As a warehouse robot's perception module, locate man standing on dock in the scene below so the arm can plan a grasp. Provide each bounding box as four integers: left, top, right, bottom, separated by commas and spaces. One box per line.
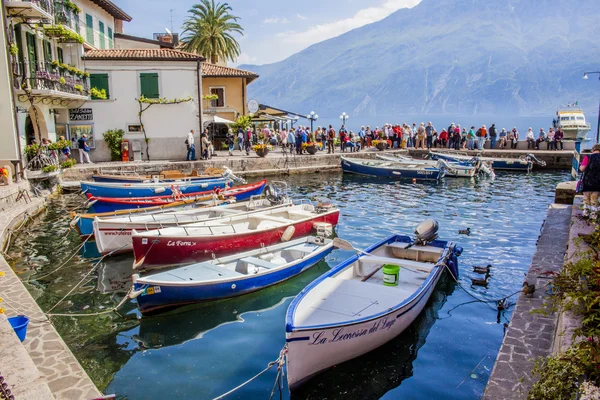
426, 122, 435, 149
186, 129, 196, 161
489, 124, 497, 149
327, 125, 335, 154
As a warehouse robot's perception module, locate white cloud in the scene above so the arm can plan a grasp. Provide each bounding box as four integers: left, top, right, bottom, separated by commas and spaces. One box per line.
296, 14, 307, 20
277, 0, 421, 46
233, 52, 258, 66
263, 16, 290, 24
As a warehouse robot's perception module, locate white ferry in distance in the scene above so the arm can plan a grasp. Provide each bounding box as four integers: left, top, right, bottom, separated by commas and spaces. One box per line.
553, 105, 591, 141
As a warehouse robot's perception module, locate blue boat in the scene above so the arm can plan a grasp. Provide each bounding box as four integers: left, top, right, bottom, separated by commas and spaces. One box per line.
73, 181, 268, 236
341, 157, 444, 180
80, 178, 230, 198
92, 168, 243, 184
131, 236, 334, 314
285, 220, 462, 390
429, 151, 545, 171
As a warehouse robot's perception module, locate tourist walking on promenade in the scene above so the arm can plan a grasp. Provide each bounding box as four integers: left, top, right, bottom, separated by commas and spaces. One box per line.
286, 128, 296, 154
359, 126, 366, 149
365, 126, 373, 148
58, 135, 71, 161
546, 128, 556, 150
580, 144, 600, 218
476, 125, 487, 150
526, 128, 535, 149
186, 129, 196, 161
226, 129, 235, 156
498, 128, 507, 149
489, 124, 497, 149
510, 128, 519, 149
237, 127, 245, 151
416, 123, 426, 149
555, 128, 564, 150
459, 128, 467, 150
425, 122, 435, 149
78, 134, 92, 164
339, 125, 348, 152
535, 128, 546, 150
200, 132, 211, 159
295, 126, 303, 155
467, 127, 476, 150
327, 125, 335, 154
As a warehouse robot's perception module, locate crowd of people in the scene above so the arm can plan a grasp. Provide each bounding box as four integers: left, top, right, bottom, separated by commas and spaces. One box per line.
186, 121, 568, 158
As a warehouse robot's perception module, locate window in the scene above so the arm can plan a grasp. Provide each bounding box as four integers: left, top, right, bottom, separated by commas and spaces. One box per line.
57, 47, 63, 64
85, 14, 93, 45
140, 73, 159, 98
89, 73, 109, 99
560, 117, 569, 121
210, 88, 225, 107
577, 116, 585, 120
127, 124, 142, 133
107, 27, 113, 49
98, 21, 105, 49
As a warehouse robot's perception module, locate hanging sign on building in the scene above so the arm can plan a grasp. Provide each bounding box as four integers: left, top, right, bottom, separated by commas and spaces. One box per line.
69, 108, 93, 121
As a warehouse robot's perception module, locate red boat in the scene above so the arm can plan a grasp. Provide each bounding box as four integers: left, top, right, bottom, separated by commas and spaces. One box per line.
87, 180, 266, 213
131, 204, 340, 269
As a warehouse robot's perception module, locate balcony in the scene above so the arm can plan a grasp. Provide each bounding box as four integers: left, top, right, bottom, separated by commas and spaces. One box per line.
12, 61, 89, 103
5, 0, 54, 21
53, 2, 80, 35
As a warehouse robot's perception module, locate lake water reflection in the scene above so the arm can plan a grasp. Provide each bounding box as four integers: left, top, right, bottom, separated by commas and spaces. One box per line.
8, 170, 570, 399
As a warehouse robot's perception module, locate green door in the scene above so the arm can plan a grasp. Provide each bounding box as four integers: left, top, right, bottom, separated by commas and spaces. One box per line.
25, 32, 37, 78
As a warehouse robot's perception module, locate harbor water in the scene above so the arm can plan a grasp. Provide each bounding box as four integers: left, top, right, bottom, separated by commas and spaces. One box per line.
8, 170, 569, 399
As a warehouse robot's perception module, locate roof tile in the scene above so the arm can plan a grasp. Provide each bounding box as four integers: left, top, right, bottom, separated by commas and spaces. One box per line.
202, 63, 259, 82
82, 49, 202, 61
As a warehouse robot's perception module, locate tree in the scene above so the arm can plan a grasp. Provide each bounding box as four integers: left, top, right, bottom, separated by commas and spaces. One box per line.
180, 0, 243, 64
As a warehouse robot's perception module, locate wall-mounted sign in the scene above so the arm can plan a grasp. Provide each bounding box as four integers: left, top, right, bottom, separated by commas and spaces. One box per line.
248, 99, 259, 114
69, 108, 93, 121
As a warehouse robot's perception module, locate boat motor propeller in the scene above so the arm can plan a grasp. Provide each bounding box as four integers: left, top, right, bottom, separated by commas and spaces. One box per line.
413, 219, 439, 246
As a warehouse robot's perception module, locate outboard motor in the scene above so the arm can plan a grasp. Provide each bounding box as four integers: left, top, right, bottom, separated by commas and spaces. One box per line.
264, 184, 288, 205
222, 167, 247, 184
525, 154, 547, 167
414, 219, 439, 246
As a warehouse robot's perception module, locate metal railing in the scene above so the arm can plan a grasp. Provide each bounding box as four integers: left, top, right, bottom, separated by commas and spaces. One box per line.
18, 0, 55, 16
12, 61, 89, 96
53, 1, 79, 33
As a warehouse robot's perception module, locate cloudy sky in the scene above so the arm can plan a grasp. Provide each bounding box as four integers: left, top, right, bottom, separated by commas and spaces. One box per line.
113, 0, 421, 66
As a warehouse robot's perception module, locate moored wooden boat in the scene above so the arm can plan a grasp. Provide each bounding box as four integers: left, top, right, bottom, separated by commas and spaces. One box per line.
131, 236, 334, 314
285, 222, 462, 390
74, 181, 268, 236
86, 180, 267, 213
341, 157, 444, 180
376, 154, 478, 178
429, 151, 545, 171
80, 178, 230, 199
92, 167, 229, 183
94, 198, 293, 255
131, 203, 340, 270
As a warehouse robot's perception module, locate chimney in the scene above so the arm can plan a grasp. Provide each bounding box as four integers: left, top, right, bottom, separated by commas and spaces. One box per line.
114, 19, 123, 34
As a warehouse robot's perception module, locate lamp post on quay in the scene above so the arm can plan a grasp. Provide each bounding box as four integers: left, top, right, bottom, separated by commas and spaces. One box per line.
583, 72, 600, 144
307, 111, 318, 132
339, 112, 349, 127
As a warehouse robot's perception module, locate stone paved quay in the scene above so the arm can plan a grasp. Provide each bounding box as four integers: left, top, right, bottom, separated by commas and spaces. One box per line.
483, 203, 572, 399
61, 148, 573, 182
0, 183, 102, 399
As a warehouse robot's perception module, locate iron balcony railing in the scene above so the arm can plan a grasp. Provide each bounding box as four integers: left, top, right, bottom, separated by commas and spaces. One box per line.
24, 0, 55, 16
53, 1, 79, 33
12, 61, 89, 97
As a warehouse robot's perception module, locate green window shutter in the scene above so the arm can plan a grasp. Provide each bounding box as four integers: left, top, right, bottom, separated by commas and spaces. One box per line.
85, 14, 93, 45
107, 27, 113, 49
57, 47, 63, 64
25, 32, 37, 77
90, 73, 109, 99
140, 73, 159, 99
43, 41, 52, 66
98, 21, 105, 49
14, 25, 24, 65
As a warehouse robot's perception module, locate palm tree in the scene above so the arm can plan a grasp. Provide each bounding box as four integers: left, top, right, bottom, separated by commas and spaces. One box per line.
181, 0, 244, 64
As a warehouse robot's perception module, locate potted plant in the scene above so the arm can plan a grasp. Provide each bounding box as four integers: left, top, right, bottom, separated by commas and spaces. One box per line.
253, 143, 272, 157
302, 142, 318, 155
372, 140, 388, 151
0, 167, 9, 185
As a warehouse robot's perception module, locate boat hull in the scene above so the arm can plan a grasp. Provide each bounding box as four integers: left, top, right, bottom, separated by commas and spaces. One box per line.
131, 210, 340, 269
286, 265, 443, 390
87, 180, 266, 214
375, 155, 476, 178
81, 179, 229, 199
93, 175, 223, 183
133, 244, 334, 314
341, 158, 442, 180
430, 152, 530, 171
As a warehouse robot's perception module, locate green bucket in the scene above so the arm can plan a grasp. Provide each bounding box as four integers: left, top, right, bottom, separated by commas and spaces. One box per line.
382, 264, 400, 286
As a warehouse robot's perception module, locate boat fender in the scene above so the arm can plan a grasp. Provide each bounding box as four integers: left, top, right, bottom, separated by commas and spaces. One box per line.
281, 226, 295, 242
154, 187, 166, 194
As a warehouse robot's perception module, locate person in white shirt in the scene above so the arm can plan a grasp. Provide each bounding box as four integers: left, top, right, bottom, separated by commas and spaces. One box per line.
186, 129, 195, 161
526, 127, 535, 149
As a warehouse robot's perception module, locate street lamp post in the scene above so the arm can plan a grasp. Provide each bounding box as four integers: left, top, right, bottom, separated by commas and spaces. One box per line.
307, 111, 318, 132
583, 72, 600, 144
339, 112, 349, 126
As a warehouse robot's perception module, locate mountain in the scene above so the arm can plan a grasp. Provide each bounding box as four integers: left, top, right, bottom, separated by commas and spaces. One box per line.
240, 0, 600, 118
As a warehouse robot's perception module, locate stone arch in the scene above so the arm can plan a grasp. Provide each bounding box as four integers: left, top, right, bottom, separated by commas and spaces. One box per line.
27, 105, 48, 143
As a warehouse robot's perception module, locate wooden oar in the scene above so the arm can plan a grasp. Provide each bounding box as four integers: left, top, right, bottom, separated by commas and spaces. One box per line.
332, 238, 426, 281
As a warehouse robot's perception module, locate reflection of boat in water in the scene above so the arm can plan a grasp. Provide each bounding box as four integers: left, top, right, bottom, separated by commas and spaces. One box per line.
291, 277, 456, 400
97, 258, 133, 294
135, 260, 331, 349
553, 105, 591, 141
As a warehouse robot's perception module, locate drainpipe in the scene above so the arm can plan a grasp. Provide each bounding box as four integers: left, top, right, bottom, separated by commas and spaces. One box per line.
1, 0, 24, 181
242, 77, 246, 116
197, 58, 202, 134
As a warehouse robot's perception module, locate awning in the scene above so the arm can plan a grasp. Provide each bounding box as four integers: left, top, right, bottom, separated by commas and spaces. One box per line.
203, 115, 235, 125
251, 104, 307, 122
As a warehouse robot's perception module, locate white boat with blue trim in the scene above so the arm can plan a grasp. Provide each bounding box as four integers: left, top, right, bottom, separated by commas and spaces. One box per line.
285, 220, 462, 390
375, 154, 479, 178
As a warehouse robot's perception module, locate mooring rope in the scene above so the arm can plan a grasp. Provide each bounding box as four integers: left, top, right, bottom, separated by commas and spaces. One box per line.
212, 345, 288, 400
26, 234, 92, 283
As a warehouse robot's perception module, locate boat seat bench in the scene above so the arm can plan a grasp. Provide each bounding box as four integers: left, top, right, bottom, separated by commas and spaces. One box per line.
359, 256, 434, 273
240, 257, 278, 269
